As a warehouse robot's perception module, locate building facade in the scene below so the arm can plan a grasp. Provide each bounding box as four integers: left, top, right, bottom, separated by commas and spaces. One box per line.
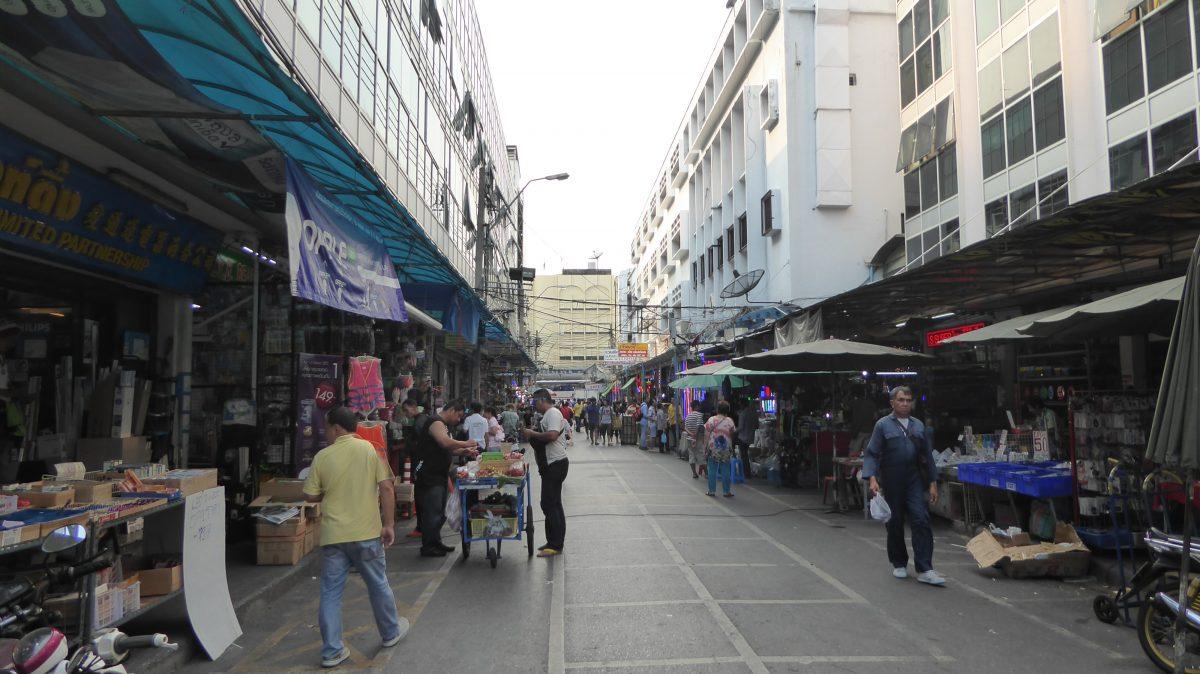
529, 267, 618, 370
897, 0, 1200, 271
629, 0, 905, 346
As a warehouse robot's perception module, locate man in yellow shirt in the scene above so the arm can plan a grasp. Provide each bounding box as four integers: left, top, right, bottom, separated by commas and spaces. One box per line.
304, 406, 406, 668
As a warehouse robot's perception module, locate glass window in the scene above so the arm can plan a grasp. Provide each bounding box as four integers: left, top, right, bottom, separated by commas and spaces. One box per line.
934, 25, 952, 80
1033, 77, 1065, 150
985, 198, 1008, 237
1002, 37, 1030, 104
941, 219, 960, 255
982, 116, 1007, 177
904, 169, 921, 218
1009, 183, 1036, 227
916, 42, 934, 93
920, 159, 939, 210
1030, 14, 1061, 87
1145, 0, 1193, 94
1103, 29, 1144, 113
1151, 113, 1198, 174
1109, 134, 1150, 189
976, 0, 999, 43
1037, 170, 1069, 216
1006, 98, 1034, 165
939, 145, 958, 199
914, 0, 931, 44
900, 57, 917, 107
934, 97, 955, 149
907, 236, 923, 265
923, 227, 942, 263
916, 110, 936, 161
932, 0, 950, 28
979, 58, 1003, 120
899, 12, 915, 58
1000, 0, 1024, 23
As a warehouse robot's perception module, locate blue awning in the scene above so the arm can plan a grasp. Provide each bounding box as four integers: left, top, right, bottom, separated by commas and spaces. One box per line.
0, 1, 525, 353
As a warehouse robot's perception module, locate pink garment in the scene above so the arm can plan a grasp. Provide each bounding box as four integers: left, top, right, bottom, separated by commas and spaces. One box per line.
347, 356, 385, 413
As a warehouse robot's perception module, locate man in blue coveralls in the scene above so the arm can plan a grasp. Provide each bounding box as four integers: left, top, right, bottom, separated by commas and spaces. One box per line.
862, 386, 946, 586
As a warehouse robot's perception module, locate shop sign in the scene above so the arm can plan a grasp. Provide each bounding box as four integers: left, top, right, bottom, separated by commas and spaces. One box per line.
0, 127, 223, 293
285, 158, 407, 322
618, 342, 649, 361
925, 322, 987, 348
295, 353, 342, 469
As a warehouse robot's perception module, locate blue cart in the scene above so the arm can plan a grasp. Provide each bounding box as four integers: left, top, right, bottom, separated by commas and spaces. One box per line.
456, 467, 534, 568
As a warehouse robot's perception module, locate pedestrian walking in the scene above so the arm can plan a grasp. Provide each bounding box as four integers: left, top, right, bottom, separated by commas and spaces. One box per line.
412, 402, 479, 558
862, 386, 946, 587
598, 403, 613, 446
521, 388, 570, 557
703, 401, 737, 497
302, 406, 408, 668
681, 406, 706, 479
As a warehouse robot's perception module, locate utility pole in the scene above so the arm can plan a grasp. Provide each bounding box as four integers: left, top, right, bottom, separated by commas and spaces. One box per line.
472, 164, 491, 401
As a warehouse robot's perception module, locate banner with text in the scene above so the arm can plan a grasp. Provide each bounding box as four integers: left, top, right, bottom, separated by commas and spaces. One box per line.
285, 158, 407, 322
295, 353, 342, 469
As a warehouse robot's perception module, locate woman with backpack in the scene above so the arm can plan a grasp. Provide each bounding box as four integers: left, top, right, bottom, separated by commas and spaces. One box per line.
703, 400, 737, 498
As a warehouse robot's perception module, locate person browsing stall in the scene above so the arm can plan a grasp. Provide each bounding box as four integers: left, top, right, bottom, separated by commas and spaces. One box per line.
303, 406, 408, 669
862, 386, 945, 587
412, 401, 479, 558
521, 389, 570, 557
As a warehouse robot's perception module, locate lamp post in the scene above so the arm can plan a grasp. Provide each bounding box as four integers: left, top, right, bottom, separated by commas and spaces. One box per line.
472, 172, 569, 400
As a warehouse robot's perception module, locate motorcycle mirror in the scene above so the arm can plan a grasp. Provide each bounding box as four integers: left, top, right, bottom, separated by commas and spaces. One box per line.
40, 525, 86, 554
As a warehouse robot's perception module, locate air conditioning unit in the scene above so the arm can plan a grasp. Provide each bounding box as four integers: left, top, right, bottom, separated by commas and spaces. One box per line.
759, 80, 779, 132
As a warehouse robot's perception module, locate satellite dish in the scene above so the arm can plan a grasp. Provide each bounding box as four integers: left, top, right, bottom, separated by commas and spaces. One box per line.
720, 269, 764, 299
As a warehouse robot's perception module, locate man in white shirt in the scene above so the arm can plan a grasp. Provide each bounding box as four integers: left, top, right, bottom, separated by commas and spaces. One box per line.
521, 388, 570, 557
463, 401, 488, 450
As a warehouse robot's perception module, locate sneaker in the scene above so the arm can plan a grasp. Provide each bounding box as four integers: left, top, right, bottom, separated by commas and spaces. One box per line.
321, 647, 350, 668
917, 570, 946, 586
419, 547, 446, 557
537, 547, 562, 558
892, 567, 908, 579
382, 618, 411, 647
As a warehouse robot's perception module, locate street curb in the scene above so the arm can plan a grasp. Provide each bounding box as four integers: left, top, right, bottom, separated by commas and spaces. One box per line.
137, 550, 325, 674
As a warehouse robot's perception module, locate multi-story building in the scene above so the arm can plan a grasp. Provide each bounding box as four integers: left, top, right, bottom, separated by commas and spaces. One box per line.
897, 0, 1200, 271
529, 266, 618, 370
629, 0, 905, 344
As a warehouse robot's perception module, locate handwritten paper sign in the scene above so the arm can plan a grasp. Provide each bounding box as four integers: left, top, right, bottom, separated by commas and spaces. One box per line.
183, 487, 241, 659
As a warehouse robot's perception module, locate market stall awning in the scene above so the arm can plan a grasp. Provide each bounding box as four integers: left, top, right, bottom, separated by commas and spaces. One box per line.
940, 307, 1074, 345
1018, 276, 1185, 341
734, 338, 936, 372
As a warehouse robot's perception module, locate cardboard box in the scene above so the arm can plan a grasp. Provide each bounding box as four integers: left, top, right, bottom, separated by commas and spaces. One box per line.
256, 533, 306, 565
967, 522, 1091, 579
256, 515, 308, 539
258, 479, 308, 502
138, 565, 181, 596
76, 437, 150, 467
143, 469, 218, 497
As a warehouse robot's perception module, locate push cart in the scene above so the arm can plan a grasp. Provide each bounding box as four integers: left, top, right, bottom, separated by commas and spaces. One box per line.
456, 466, 534, 568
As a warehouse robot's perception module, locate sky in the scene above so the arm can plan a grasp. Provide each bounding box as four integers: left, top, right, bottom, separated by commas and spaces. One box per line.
475, 0, 732, 275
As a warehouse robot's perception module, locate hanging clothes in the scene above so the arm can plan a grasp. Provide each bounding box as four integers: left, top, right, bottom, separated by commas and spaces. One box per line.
348, 356, 385, 414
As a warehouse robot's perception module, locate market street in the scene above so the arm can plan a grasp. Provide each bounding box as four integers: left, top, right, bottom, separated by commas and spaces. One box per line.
174, 438, 1149, 674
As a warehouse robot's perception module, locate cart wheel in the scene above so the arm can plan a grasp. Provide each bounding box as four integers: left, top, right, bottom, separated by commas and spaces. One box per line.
1094, 595, 1120, 624
487, 545, 498, 569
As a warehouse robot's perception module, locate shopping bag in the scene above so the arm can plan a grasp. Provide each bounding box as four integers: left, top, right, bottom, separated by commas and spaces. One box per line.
445, 489, 463, 532
869, 493, 891, 522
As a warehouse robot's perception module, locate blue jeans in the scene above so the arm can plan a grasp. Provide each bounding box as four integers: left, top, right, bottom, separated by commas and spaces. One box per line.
319, 539, 401, 660
707, 457, 731, 495
881, 470, 934, 573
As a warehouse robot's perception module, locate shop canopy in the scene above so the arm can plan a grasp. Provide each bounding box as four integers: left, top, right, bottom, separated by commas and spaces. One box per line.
940, 307, 1074, 345
734, 338, 936, 372
1018, 276, 1185, 341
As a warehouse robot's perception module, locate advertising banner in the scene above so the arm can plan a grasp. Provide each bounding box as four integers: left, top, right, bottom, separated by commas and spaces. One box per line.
0, 126, 223, 293
285, 158, 407, 322
295, 353, 342, 469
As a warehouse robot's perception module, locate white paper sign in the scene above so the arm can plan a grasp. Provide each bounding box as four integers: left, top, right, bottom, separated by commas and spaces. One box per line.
183, 487, 241, 659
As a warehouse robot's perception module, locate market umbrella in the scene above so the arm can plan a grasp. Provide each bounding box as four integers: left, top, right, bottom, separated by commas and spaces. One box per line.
1019, 276, 1185, 341
733, 338, 936, 372
940, 307, 1073, 345
1144, 244, 1200, 672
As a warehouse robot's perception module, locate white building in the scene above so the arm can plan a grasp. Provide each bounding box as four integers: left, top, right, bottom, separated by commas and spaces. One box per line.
629, 0, 905, 346
897, 0, 1200, 271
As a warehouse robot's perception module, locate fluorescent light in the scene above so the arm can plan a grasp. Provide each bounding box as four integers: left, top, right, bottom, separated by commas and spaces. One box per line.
932, 312, 956, 320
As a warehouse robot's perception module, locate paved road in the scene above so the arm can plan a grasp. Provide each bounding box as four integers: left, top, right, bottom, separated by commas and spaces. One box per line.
180, 438, 1157, 673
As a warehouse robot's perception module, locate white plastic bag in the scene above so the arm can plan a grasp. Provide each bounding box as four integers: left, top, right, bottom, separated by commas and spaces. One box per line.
869, 493, 892, 522
445, 489, 462, 532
